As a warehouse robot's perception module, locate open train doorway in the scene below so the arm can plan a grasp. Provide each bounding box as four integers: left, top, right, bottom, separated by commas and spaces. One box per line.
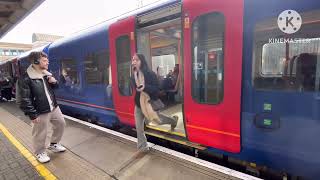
136, 3, 186, 137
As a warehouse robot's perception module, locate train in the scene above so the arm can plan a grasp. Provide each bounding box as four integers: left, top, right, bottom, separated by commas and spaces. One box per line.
0, 0, 319, 179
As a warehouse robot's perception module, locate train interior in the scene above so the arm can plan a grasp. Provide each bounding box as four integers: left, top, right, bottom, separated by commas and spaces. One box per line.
137, 16, 186, 137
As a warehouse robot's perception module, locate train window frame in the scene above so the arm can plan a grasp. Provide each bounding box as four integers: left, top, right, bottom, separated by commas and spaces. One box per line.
4, 49, 10, 56
12, 50, 18, 56
191, 12, 225, 105
60, 57, 80, 86
115, 35, 132, 96
253, 11, 320, 92
84, 49, 110, 85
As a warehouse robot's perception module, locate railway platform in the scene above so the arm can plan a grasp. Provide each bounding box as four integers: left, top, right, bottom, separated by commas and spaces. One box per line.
0, 102, 261, 180
0, 127, 43, 180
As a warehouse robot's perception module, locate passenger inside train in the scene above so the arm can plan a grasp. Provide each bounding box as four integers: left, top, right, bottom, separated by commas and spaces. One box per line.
254, 43, 320, 91
60, 59, 80, 92
158, 64, 180, 105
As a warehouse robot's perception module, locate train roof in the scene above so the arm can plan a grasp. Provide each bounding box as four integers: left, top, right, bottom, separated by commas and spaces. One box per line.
49, 0, 180, 52
49, 22, 110, 52
0, 60, 9, 65
136, 0, 179, 17
0, 57, 17, 65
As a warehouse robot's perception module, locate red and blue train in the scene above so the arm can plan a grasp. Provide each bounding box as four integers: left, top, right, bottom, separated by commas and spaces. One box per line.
1, 0, 319, 179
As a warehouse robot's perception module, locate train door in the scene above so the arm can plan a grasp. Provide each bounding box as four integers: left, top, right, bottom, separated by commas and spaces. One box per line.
136, 2, 186, 137
109, 16, 136, 126
183, 0, 244, 153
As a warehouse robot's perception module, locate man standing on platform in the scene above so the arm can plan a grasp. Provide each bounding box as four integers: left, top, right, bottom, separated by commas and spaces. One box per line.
18, 51, 66, 163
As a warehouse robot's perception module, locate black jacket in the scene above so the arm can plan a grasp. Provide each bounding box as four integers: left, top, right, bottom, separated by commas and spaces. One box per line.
132, 70, 160, 108
18, 69, 58, 120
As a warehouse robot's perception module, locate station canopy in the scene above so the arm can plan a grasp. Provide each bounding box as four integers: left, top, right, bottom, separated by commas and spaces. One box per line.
0, 0, 45, 38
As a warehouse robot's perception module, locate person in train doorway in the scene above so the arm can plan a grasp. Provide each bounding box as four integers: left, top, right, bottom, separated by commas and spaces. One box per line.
18, 51, 66, 163
131, 53, 178, 152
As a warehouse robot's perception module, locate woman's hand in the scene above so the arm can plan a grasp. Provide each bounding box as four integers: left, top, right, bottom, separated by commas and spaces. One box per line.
136, 84, 145, 92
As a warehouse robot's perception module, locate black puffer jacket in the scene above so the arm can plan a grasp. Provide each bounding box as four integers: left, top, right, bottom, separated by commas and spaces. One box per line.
18, 67, 58, 120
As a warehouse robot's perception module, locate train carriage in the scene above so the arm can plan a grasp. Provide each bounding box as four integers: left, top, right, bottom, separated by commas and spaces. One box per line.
0, 59, 15, 100
48, 23, 118, 126
4, 0, 318, 179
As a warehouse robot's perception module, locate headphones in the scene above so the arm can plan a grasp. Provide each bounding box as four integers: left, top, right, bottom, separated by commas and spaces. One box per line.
33, 58, 40, 65
30, 52, 46, 65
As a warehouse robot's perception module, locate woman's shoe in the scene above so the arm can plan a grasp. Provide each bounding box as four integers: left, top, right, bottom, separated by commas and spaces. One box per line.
171, 116, 178, 131
139, 146, 150, 153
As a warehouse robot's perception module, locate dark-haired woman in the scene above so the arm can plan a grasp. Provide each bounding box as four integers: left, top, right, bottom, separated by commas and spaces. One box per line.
131, 53, 178, 152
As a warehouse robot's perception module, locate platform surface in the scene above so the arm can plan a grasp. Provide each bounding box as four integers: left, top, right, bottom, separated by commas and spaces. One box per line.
0, 102, 260, 180
0, 132, 43, 180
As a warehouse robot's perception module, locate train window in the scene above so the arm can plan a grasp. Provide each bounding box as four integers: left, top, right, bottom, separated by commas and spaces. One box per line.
148, 24, 181, 77
9, 50, 16, 56
116, 35, 132, 96
191, 12, 225, 104
152, 55, 176, 77
84, 49, 109, 85
253, 10, 320, 91
4, 50, 10, 56
60, 58, 79, 86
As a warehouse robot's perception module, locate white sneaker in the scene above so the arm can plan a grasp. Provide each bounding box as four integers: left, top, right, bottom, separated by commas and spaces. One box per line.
48, 143, 66, 153
36, 152, 50, 163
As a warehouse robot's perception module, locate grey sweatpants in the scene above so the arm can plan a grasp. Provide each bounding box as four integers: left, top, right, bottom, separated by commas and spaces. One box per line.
32, 106, 66, 154
134, 106, 175, 150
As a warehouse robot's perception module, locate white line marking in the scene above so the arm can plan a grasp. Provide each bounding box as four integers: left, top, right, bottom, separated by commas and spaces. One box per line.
64, 115, 154, 147
64, 115, 262, 180
153, 145, 262, 180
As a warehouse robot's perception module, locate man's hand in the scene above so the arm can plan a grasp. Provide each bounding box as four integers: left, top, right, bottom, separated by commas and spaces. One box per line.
32, 117, 40, 124
48, 76, 57, 84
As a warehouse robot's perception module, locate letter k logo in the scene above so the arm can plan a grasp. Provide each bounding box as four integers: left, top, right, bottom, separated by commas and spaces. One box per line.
278, 10, 302, 34
286, 16, 294, 27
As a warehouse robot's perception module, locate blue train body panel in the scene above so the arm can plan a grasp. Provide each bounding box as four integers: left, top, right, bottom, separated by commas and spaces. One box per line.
213, 0, 320, 178
48, 23, 118, 127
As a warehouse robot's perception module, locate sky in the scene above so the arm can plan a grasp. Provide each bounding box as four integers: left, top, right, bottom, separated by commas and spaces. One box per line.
0, 0, 169, 44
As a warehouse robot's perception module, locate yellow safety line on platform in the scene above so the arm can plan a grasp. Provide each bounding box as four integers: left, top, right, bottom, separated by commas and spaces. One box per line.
0, 123, 57, 180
